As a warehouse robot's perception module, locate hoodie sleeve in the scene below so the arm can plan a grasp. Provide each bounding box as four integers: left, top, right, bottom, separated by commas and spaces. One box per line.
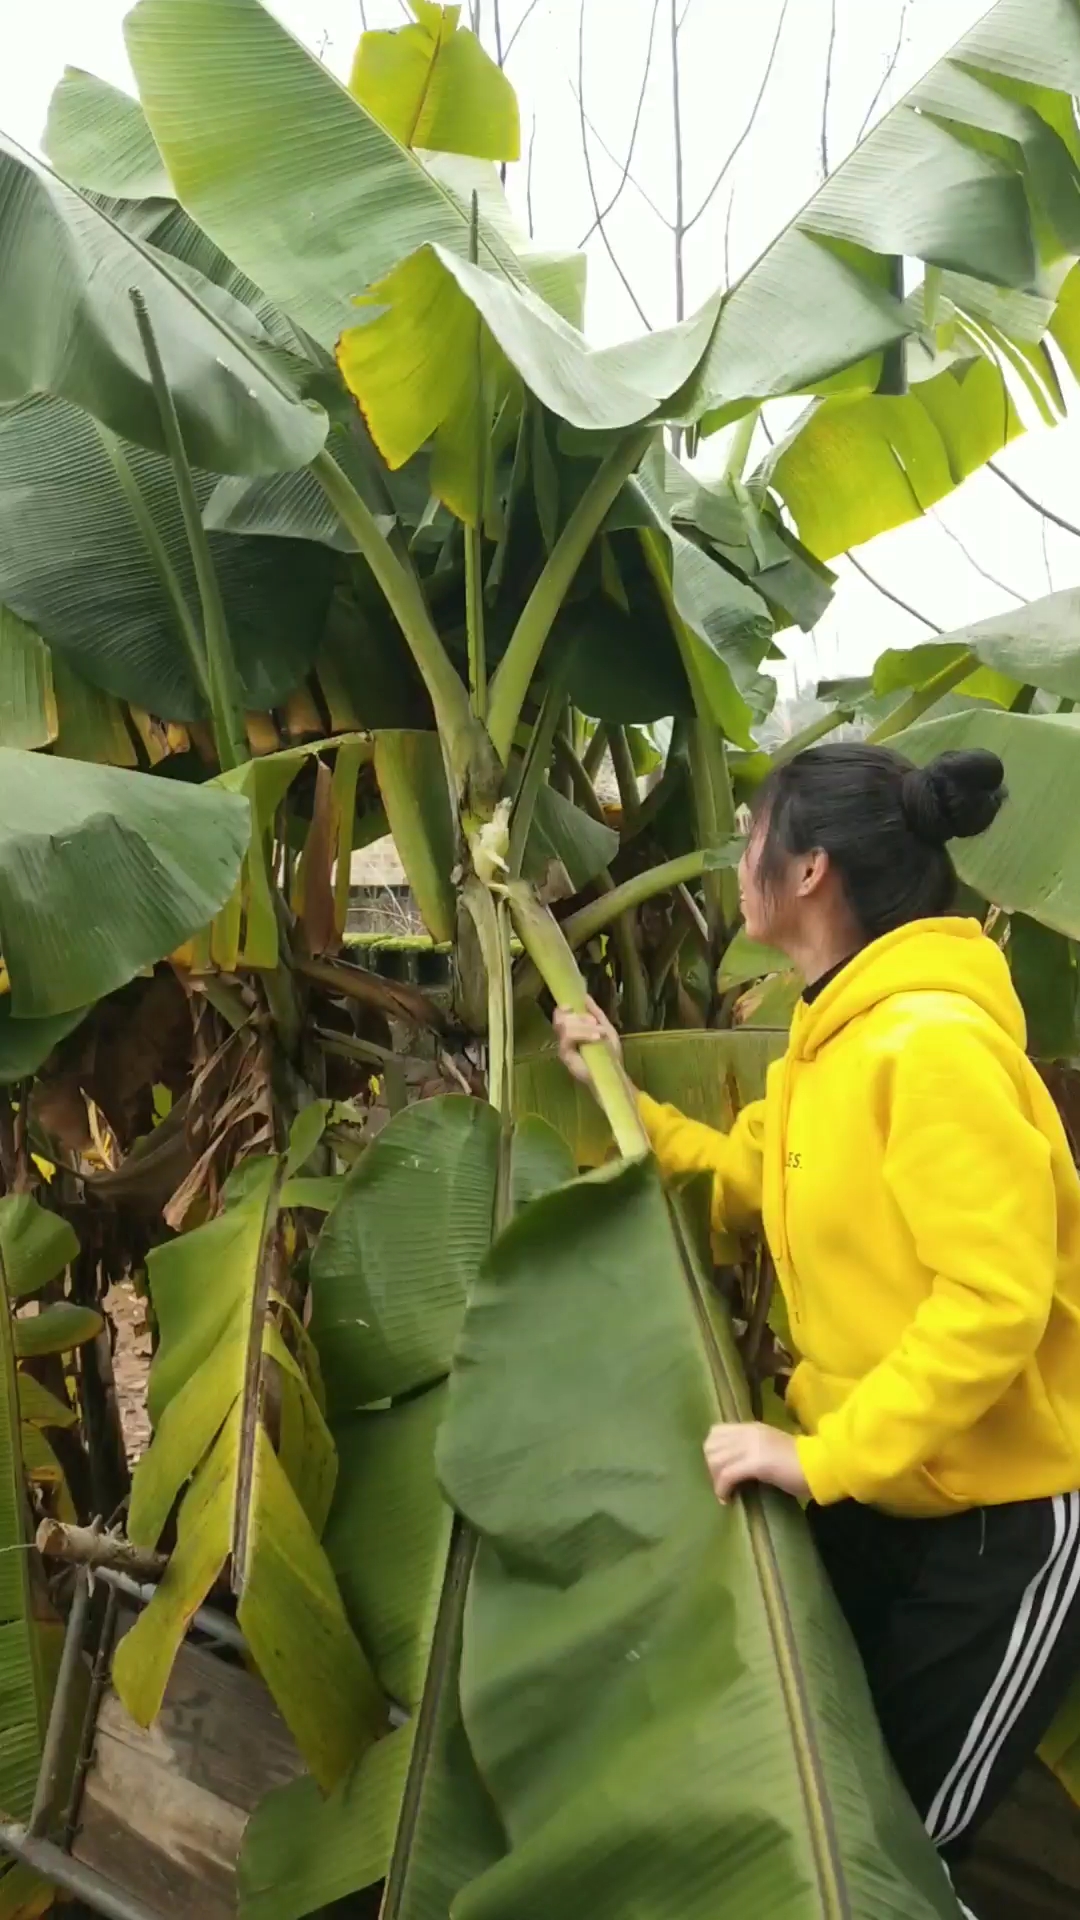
796, 1018, 1057, 1508
637, 1092, 765, 1235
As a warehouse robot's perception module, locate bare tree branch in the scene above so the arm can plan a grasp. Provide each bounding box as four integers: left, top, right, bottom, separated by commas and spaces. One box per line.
988, 460, 1080, 541
576, 2, 653, 329
526, 113, 537, 238
857, 0, 911, 144
935, 517, 1024, 603
492, 0, 504, 64
504, 0, 545, 63
578, 0, 661, 247
358, 0, 369, 29
684, 0, 792, 236
821, 0, 837, 178
572, 90, 672, 228
676, 0, 695, 30
670, 0, 685, 323
845, 552, 943, 633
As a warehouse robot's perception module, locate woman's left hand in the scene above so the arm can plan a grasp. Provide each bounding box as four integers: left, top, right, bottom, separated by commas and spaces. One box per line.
704, 1422, 810, 1505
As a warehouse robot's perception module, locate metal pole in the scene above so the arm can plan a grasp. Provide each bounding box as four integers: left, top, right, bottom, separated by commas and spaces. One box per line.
28, 1569, 91, 1838
92, 1567, 247, 1653
0, 1823, 166, 1920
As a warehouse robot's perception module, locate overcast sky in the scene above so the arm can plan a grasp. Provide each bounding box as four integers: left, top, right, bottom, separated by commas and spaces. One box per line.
3, 0, 1079, 694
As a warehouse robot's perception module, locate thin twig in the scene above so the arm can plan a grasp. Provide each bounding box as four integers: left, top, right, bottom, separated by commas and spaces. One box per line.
935, 517, 1024, 603
503, 0, 544, 63
857, 0, 910, 143
677, 0, 694, 27
671, 0, 685, 322
576, 2, 653, 328
684, 0, 792, 235
988, 460, 1080, 542
578, 0, 661, 246
846, 552, 943, 633
358, 1, 368, 29
570, 86, 672, 227
821, 0, 837, 178
492, 0, 504, 64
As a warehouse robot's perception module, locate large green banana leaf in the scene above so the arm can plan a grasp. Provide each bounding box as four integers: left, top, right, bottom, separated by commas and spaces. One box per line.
112, 1155, 383, 1790
0, 131, 323, 475
872, 587, 1080, 708
0, 749, 248, 1016
896, 708, 1080, 939
435, 1155, 958, 1920
122, 0, 527, 351
0, 396, 334, 721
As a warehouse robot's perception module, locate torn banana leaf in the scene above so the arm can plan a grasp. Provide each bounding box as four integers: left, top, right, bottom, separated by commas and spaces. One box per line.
113, 1155, 382, 1791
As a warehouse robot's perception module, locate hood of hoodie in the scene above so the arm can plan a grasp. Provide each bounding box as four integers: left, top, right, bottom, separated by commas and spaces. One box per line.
787, 917, 1025, 1063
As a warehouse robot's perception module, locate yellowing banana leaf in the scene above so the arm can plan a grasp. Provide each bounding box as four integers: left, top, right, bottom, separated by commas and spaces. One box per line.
896, 708, 1080, 941
435, 1155, 959, 1920
872, 644, 1016, 710
0, 749, 248, 1017
514, 1028, 783, 1169
196, 736, 372, 973
765, 359, 1024, 561
351, 3, 519, 163
374, 733, 458, 945
113, 1156, 383, 1790
0, 610, 56, 753
0, 1238, 55, 1919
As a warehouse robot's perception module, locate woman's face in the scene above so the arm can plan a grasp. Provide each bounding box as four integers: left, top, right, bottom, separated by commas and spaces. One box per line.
738, 809, 812, 953
738, 813, 782, 945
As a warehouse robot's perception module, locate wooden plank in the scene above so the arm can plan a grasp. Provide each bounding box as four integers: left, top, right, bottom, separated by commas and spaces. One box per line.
71, 1614, 305, 1917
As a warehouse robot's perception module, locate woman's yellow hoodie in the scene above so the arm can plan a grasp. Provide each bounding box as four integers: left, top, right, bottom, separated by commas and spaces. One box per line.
638, 917, 1080, 1519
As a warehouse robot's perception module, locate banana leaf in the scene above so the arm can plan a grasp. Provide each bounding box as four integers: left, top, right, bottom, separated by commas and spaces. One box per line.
0, 749, 248, 1017
434, 1155, 959, 1920
113, 1155, 383, 1791
514, 1028, 784, 1169
0, 130, 323, 476
350, 2, 519, 162
239, 1103, 572, 1920
895, 709, 1080, 941
0, 1201, 84, 1919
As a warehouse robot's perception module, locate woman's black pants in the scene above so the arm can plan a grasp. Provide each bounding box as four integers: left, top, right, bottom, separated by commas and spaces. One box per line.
808, 1492, 1080, 1860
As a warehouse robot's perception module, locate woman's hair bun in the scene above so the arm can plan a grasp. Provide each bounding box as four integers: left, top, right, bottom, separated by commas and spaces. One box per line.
900, 749, 1006, 846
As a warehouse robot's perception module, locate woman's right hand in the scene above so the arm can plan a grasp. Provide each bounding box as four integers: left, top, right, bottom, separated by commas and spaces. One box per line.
552, 995, 623, 1087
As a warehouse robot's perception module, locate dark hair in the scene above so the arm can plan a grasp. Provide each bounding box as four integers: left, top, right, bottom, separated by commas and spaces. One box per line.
752, 743, 1006, 941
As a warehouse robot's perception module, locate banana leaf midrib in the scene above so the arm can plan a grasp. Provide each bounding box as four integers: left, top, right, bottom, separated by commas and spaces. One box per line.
232, 1162, 284, 1590
668, 1198, 851, 1920
381, 1514, 478, 1916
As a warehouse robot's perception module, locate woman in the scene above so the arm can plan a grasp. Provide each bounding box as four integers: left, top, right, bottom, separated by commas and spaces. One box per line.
554, 743, 1080, 1864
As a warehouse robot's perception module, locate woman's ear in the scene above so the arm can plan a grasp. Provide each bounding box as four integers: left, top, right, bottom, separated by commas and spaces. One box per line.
795, 848, 830, 899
